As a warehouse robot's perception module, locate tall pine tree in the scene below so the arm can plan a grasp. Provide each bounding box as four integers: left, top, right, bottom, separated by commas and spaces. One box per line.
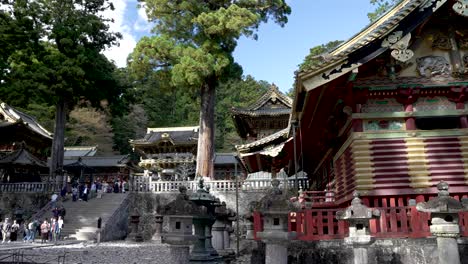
130, 0, 291, 178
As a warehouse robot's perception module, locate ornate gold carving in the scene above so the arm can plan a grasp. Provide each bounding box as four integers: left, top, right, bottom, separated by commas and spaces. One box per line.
382, 32, 414, 62
453, 0, 468, 17
457, 30, 468, 49
432, 34, 452, 50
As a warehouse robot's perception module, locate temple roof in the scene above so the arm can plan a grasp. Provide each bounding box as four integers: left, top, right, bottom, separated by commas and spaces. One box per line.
130, 126, 199, 146
236, 127, 290, 153
231, 85, 292, 139
296, 0, 441, 91
231, 84, 292, 117
214, 153, 238, 165
63, 155, 130, 168
0, 147, 47, 167
0, 101, 53, 140
64, 146, 98, 157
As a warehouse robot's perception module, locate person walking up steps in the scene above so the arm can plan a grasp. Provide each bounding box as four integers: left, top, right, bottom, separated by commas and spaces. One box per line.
40, 220, 48, 244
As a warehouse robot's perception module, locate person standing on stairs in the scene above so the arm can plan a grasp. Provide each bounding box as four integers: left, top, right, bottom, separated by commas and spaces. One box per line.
57, 216, 63, 241
72, 186, 78, 202
40, 220, 48, 244
83, 184, 89, 202
1, 218, 11, 243
10, 220, 19, 242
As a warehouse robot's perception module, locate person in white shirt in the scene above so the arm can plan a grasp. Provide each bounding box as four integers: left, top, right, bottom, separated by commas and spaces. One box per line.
83, 185, 89, 202
56, 216, 63, 241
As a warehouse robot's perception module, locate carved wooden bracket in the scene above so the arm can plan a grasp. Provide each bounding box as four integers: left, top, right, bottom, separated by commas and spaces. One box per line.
453, 0, 468, 17
382, 31, 414, 62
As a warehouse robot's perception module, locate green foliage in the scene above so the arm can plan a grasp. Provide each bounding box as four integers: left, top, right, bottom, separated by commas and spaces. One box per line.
130, 0, 290, 172
131, 0, 290, 88
368, 0, 401, 21
0, 0, 121, 108
299, 40, 344, 71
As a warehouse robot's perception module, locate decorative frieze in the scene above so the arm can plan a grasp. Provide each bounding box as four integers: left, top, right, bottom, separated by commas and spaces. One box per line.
416, 55, 452, 77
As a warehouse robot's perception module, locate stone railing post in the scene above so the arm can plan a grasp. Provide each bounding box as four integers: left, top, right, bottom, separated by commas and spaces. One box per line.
336, 191, 380, 264
417, 181, 468, 264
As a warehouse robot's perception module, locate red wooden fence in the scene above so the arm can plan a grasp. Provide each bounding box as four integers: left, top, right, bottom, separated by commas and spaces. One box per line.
254, 207, 468, 241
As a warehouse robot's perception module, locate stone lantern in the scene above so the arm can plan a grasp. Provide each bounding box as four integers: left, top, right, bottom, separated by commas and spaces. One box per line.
336, 191, 380, 244
128, 211, 143, 242
336, 191, 380, 264
213, 201, 236, 260
152, 214, 164, 243
188, 178, 221, 262
161, 186, 199, 264
255, 179, 298, 264
416, 181, 468, 264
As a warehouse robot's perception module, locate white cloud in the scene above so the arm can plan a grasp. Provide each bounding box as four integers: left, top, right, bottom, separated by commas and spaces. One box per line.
102, 0, 137, 68
133, 3, 152, 32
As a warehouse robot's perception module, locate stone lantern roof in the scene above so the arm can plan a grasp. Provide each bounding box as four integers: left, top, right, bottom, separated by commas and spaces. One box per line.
255, 179, 300, 213
162, 186, 201, 216
416, 181, 468, 213
336, 191, 381, 221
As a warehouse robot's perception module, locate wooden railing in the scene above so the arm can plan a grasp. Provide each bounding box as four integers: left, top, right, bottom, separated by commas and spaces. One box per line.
254, 207, 468, 241
0, 182, 58, 193
130, 178, 310, 193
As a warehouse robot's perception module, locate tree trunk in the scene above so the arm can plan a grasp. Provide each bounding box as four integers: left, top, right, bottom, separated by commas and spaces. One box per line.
50, 98, 67, 188
196, 78, 216, 178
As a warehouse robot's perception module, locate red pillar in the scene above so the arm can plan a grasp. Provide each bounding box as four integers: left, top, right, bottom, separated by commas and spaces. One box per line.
456, 102, 468, 128
404, 104, 416, 130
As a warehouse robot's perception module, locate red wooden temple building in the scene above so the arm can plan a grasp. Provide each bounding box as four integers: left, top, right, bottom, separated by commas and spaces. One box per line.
247, 0, 468, 240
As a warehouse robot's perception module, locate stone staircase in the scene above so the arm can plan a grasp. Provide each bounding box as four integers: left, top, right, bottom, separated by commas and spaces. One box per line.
53, 193, 129, 241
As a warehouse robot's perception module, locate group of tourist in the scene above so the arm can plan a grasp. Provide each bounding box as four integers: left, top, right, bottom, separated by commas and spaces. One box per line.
37, 217, 63, 244
0, 218, 19, 243
0, 205, 65, 244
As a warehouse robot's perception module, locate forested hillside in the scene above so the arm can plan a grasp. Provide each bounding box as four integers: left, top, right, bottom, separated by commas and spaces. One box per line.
2, 70, 270, 154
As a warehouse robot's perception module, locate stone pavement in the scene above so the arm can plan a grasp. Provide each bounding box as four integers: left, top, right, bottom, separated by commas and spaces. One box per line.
0, 240, 257, 264
11, 241, 172, 264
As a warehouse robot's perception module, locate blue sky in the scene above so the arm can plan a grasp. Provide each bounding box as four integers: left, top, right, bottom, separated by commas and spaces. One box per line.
103, 0, 375, 93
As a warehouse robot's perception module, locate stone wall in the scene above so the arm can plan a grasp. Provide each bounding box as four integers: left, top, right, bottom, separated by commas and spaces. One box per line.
268, 238, 468, 264
100, 194, 130, 242
127, 190, 269, 241
0, 192, 49, 220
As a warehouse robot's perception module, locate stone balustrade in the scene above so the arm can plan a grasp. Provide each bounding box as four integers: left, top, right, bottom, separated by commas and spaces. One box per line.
130, 176, 309, 193
0, 182, 58, 193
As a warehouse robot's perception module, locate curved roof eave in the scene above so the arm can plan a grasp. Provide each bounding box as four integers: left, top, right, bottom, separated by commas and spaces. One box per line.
297, 0, 445, 92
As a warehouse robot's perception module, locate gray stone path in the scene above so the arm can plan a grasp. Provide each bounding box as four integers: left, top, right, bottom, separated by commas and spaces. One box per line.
9, 242, 173, 264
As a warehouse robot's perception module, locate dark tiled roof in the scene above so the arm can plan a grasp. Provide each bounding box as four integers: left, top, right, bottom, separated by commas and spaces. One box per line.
0, 147, 47, 167
64, 146, 98, 157
231, 84, 292, 117
130, 126, 199, 145
230, 108, 291, 117
0, 101, 53, 140
214, 153, 238, 165
236, 127, 290, 152
63, 155, 130, 168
